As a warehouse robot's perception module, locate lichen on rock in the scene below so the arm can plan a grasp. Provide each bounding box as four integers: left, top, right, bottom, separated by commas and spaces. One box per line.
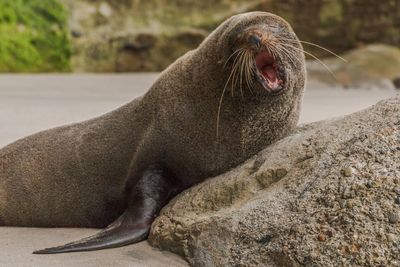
149, 96, 400, 267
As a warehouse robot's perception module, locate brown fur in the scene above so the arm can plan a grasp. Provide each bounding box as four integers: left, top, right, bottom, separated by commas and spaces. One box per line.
0, 12, 305, 227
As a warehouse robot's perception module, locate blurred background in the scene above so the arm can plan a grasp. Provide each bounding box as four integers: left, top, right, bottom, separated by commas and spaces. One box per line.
0, 0, 399, 88
0, 0, 398, 81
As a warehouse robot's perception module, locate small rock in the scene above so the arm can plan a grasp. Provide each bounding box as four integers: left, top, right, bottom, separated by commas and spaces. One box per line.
395, 196, 400, 205
366, 181, 373, 188
386, 233, 396, 242
257, 235, 273, 245
176, 224, 184, 234
393, 187, 400, 195
350, 243, 359, 253
249, 158, 264, 173
328, 215, 338, 224
275, 168, 288, 179
388, 212, 399, 224
342, 187, 355, 199
318, 233, 326, 242
339, 199, 346, 208
326, 228, 336, 237
256, 168, 287, 188
342, 167, 353, 177
302, 140, 311, 147
305, 151, 314, 158
255, 170, 274, 188
346, 200, 355, 208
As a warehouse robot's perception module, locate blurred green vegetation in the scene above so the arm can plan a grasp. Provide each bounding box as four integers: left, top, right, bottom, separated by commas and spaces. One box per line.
0, 0, 71, 72
0, 0, 398, 73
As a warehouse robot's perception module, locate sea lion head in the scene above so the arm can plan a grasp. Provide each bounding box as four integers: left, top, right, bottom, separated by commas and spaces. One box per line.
214, 12, 306, 96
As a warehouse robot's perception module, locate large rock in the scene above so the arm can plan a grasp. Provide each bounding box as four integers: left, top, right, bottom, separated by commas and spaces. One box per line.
307, 44, 400, 89
149, 96, 400, 266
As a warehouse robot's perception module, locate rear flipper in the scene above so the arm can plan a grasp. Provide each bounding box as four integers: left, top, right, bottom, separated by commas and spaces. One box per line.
33, 167, 179, 254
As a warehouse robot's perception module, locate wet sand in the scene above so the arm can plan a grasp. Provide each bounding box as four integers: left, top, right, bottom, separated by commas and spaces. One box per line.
0, 74, 397, 266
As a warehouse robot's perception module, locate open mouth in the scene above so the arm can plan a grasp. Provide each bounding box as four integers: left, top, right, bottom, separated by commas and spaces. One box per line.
255, 52, 285, 93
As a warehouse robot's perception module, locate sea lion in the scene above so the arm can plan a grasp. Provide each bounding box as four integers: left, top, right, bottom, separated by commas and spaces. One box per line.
0, 11, 305, 254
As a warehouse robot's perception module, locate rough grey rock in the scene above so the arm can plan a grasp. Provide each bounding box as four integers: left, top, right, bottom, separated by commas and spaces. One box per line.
149, 95, 400, 267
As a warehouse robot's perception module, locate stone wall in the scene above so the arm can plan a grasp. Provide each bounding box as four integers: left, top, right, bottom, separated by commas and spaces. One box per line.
61, 0, 400, 72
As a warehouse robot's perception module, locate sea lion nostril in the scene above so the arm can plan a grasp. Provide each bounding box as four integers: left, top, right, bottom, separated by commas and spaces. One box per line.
249, 35, 261, 47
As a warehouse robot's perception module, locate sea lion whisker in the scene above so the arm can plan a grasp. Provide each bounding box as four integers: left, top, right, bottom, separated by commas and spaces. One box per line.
260, 38, 280, 60
265, 46, 274, 59
236, 50, 247, 87
239, 50, 248, 98
269, 44, 291, 71
244, 52, 253, 93
217, 49, 245, 136
237, 51, 244, 97
277, 37, 347, 62
246, 53, 256, 94
273, 35, 298, 44
299, 41, 347, 62
276, 42, 303, 63
268, 44, 280, 61
230, 49, 245, 97
217, 76, 232, 138
229, 58, 241, 96
274, 45, 301, 66
283, 43, 338, 80
242, 51, 251, 84
272, 35, 305, 60
245, 53, 252, 84
224, 48, 245, 68
228, 49, 245, 97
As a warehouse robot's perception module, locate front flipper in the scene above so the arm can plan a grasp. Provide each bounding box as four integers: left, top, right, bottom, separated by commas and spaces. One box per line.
33, 167, 179, 254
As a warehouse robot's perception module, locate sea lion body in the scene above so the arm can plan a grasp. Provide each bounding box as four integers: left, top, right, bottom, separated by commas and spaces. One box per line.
0, 12, 305, 253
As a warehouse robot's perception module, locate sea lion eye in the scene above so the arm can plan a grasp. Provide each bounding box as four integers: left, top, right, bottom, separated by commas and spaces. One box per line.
249, 35, 261, 48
